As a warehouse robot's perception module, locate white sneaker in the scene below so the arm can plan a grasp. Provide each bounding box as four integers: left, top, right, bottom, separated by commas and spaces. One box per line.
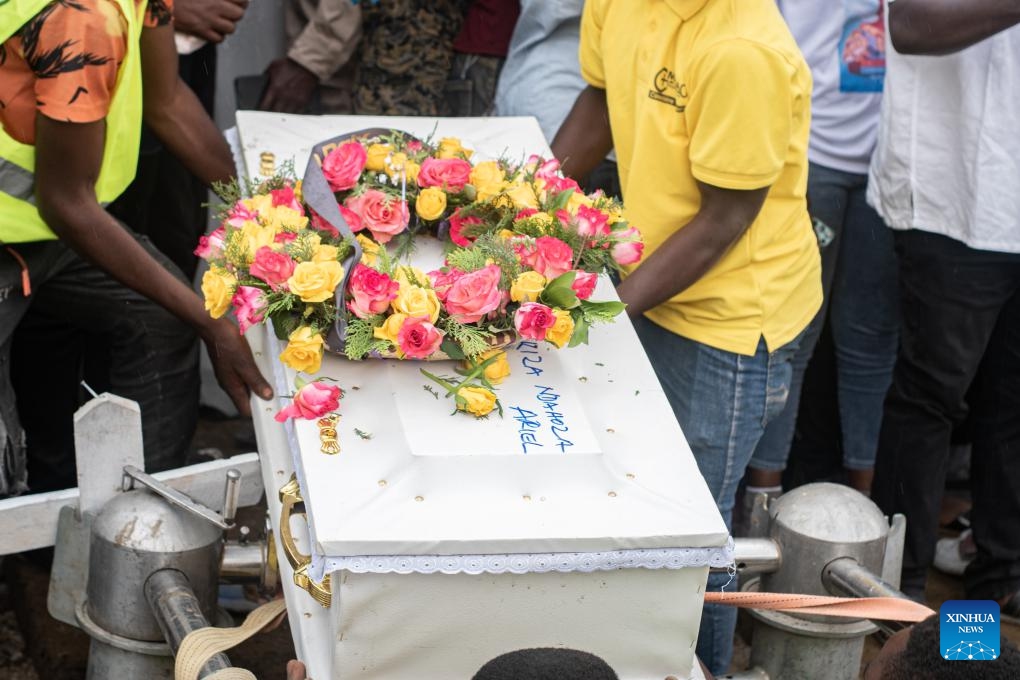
934, 530, 976, 576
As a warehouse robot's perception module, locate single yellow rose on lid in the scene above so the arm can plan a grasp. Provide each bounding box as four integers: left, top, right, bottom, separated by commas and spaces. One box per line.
201, 268, 236, 319
279, 326, 324, 373
287, 260, 344, 303
546, 309, 576, 349
415, 186, 448, 221
457, 385, 497, 417
365, 143, 392, 172
473, 349, 511, 385
390, 284, 441, 323
469, 160, 505, 201
236, 220, 276, 262
510, 270, 547, 303
566, 191, 593, 215
373, 312, 408, 348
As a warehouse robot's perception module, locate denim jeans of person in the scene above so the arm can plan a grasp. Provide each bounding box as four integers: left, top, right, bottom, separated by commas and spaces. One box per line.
632, 317, 803, 675
0, 236, 199, 497
872, 230, 1020, 601
750, 162, 898, 474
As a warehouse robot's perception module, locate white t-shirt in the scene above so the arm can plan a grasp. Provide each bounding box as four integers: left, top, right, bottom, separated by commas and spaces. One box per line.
778, 0, 885, 174
868, 25, 1020, 253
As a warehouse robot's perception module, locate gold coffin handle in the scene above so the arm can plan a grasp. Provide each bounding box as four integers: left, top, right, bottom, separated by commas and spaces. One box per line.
278, 474, 331, 608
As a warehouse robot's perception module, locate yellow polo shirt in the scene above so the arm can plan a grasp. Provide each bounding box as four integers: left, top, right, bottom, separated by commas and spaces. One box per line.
581, 0, 822, 355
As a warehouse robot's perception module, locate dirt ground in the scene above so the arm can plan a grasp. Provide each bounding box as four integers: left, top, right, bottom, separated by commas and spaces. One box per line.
1, 415, 1017, 679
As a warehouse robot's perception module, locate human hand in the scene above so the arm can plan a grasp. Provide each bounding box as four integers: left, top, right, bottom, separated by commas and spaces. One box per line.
258, 58, 318, 113
201, 318, 273, 416
174, 0, 248, 44
286, 660, 307, 680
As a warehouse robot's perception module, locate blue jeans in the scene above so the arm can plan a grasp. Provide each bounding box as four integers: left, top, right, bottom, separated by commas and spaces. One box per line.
632, 317, 802, 676
751, 163, 898, 473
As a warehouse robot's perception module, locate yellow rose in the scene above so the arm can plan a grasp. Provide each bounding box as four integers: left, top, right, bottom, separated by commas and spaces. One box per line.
456, 386, 497, 417
415, 186, 448, 221
394, 265, 430, 288
469, 161, 505, 201
566, 191, 593, 215
234, 220, 276, 262
356, 234, 380, 266
287, 260, 345, 303
373, 313, 408, 347
510, 271, 547, 303
385, 152, 420, 183
437, 137, 473, 160
201, 268, 236, 319
390, 284, 441, 323
279, 326, 324, 374
262, 205, 309, 232
470, 349, 511, 385
365, 143, 392, 172
497, 229, 516, 240
312, 244, 339, 263
505, 181, 539, 210
243, 194, 273, 215
403, 160, 421, 183
546, 309, 576, 349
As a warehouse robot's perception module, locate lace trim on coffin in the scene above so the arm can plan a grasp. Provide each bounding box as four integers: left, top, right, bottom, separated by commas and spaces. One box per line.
307, 541, 735, 580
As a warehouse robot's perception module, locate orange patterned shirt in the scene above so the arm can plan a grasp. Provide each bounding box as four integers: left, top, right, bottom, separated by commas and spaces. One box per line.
0, 0, 173, 145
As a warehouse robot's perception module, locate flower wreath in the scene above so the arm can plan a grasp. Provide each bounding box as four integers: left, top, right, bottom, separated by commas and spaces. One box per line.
197, 129, 644, 420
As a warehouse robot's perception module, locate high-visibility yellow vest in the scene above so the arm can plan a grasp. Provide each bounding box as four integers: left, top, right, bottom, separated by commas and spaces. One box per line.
0, 0, 145, 243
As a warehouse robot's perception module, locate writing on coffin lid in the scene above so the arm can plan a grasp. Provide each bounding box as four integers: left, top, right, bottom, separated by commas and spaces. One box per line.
509, 342, 577, 454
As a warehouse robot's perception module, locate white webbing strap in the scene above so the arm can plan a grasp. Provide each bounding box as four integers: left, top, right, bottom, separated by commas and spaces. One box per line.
175, 598, 288, 680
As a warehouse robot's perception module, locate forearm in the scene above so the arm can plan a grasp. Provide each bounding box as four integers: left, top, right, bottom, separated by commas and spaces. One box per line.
551, 85, 613, 179
889, 0, 1020, 54
145, 78, 235, 186
38, 191, 215, 335
616, 211, 742, 318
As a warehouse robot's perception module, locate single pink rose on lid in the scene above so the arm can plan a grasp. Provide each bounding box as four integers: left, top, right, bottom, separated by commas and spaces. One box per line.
571, 271, 599, 300
232, 285, 267, 334
275, 380, 342, 422
523, 236, 574, 279
250, 246, 297, 290
194, 226, 226, 259
345, 190, 409, 244
449, 208, 483, 247
612, 227, 644, 265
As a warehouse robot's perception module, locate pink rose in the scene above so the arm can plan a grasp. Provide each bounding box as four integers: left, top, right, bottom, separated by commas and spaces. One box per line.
271, 186, 303, 213
532, 157, 561, 182
250, 246, 296, 289
417, 157, 472, 192
231, 285, 266, 334
514, 302, 557, 341
543, 174, 581, 196
523, 236, 574, 279
344, 190, 409, 244
406, 140, 423, 152
194, 226, 225, 259
571, 271, 598, 300
339, 204, 364, 233
309, 210, 340, 238
449, 209, 483, 247
397, 317, 444, 359
443, 264, 502, 323
515, 208, 539, 221
274, 231, 297, 244
612, 227, 645, 266
274, 380, 341, 422
428, 267, 464, 302
322, 141, 368, 192
226, 201, 258, 228
575, 205, 611, 238
347, 264, 399, 318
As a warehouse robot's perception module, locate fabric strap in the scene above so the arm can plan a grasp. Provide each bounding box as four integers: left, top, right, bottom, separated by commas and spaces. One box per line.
174, 598, 288, 680
704, 590, 935, 622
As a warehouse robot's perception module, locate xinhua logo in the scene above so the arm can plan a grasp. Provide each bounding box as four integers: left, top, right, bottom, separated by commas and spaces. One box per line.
940, 600, 1001, 660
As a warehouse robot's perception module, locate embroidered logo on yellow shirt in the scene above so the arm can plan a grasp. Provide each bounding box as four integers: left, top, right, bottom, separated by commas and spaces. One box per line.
648, 67, 687, 111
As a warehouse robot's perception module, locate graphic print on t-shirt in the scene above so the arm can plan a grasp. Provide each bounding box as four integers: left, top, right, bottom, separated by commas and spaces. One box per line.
840, 0, 885, 92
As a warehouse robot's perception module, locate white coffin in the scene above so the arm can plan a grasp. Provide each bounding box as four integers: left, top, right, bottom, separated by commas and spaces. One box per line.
239, 112, 730, 680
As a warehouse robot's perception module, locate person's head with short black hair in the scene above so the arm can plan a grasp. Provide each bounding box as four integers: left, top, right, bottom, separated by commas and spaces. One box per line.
865, 615, 1020, 679
471, 648, 619, 680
